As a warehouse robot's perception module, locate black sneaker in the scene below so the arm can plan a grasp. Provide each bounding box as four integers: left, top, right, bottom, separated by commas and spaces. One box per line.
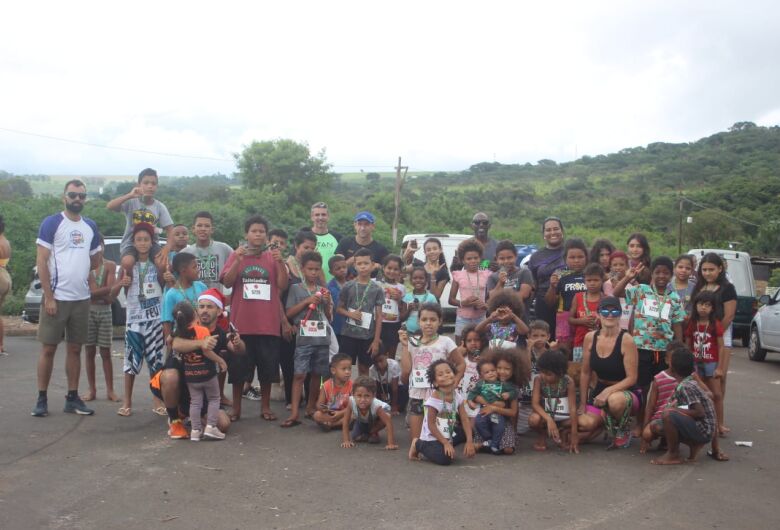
31, 396, 48, 417
63, 396, 94, 415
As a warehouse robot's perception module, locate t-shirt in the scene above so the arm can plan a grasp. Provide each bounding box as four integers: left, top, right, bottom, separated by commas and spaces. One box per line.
571, 292, 602, 347
625, 284, 685, 351
701, 283, 738, 321
467, 380, 519, 403
327, 278, 346, 335
671, 278, 697, 315
126, 259, 164, 324
119, 198, 173, 253
375, 280, 406, 323
349, 396, 390, 425
335, 237, 389, 267
408, 335, 458, 400
370, 358, 402, 403
556, 272, 586, 312
36, 212, 101, 301
182, 241, 234, 292
486, 322, 521, 346
401, 291, 438, 333
459, 357, 481, 418
672, 376, 716, 440
337, 279, 385, 339
286, 282, 331, 346
321, 378, 353, 411
411, 259, 451, 294
161, 281, 207, 323
182, 325, 217, 383
685, 319, 724, 363
528, 247, 565, 294
222, 250, 282, 337
651, 370, 677, 421
451, 269, 491, 319
486, 266, 534, 294
420, 392, 463, 442
313, 231, 342, 282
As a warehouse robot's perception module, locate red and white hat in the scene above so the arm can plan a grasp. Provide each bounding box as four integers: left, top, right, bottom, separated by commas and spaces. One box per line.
198, 288, 225, 311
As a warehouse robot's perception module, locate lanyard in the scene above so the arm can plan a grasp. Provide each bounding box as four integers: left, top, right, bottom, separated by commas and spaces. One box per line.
542, 377, 566, 415
437, 390, 457, 439
93, 262, 105, 287
175, 282, 197, 308
354, 281, 371, 310
196, 242, 214, 258
138, 260, 151, 292
582, 292, 601, 317
303, 281, 324, 319
289, 257, 303, 280
650, 284, 668, 315
465, 269, 482, 296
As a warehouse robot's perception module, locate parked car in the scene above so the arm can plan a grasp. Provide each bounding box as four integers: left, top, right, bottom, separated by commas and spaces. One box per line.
748, 289, 780, 361
687, 249, 757, 346
514, 244, 538, 267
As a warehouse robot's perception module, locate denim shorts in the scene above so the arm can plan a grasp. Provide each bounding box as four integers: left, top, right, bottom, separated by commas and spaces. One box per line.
455, 316, 484, 336
294, 343, 330, 375
695, 361, 718, 378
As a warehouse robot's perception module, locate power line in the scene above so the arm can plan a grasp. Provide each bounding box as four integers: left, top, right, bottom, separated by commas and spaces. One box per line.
681, 196, 761, 228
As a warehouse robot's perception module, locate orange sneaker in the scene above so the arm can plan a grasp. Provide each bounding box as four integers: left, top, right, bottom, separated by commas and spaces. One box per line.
168, 419, 189, 439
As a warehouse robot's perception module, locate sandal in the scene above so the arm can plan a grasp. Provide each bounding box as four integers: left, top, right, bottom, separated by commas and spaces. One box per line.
707, 449, 730, 462
152, 406, 167, 416
262, 411, 278, 421
280, 419, 302, 428
117, 407, 132, 417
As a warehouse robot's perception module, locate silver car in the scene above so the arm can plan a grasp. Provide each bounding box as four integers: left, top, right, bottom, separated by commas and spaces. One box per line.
748, 289, 780, 361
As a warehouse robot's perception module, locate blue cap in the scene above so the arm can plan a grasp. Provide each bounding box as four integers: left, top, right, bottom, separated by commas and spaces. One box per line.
354, 211, 375, 223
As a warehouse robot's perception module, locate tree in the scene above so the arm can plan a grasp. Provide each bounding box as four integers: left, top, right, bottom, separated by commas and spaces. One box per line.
365, 172, 381, 184
0, 177, 33, 199
234, 139, 334, 204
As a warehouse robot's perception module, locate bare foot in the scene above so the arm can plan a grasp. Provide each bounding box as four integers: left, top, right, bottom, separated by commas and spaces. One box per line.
719, 425, 731, 437
687, 444, 704, 462
221, 396, 233, 407
107, 392, 121, 402
533, 440, 548, 452
651, 452, 684, 465
408, 438, 419, 460
82, 391, 97, 402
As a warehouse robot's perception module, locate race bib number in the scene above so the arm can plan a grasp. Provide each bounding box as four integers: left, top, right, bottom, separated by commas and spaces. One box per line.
489, 338, 516, 350
411, 368, 430, 389
545, 397, 570, 418
243, 282, 271, 301
382, 298, 399, 321
144, 282, 161, 299
299, 320, 327, 337
348, 308, 372, 329
436, 416, 453, 439
642, 296, 670, 320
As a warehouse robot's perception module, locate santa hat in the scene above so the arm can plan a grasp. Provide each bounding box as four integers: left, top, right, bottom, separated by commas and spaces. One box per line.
198, 288, 225, 311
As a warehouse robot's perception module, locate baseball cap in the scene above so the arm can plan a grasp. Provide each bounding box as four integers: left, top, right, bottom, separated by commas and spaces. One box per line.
353, 211, 375, 223
598, 296, 622, 310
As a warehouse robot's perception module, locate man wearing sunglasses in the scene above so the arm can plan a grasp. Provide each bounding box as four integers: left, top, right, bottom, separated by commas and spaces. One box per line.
451, 212, 498, 271
32, 180, 102, 417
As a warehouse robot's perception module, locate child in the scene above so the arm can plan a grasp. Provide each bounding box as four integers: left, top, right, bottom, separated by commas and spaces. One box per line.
529, 349, 579, 453
282, 251, 333, 428
399, 302, 464, 441
602, 251, 633, 331
161, 253, 208, 344
400, 266, 438, 334
517, 320, 553, 435
336, 249, 384, 375
107, 168, 174, 278
408, 359, 476, 465
111, 223, 166, 417
626, 233, 652, 285
685, 290, 726, 442
173, 302, 228, 441
183, 211, 235, 292
672, 254, 696, 314
545, 238, 589, 353
456, 325, 485, 419
640, 347, 678, 453
651, 346, 719, 465
313, 353, 354, 429
376, 254, 406, 359
486, 239, 534, 312
327, 254, 348, 347
569, 263, 605, 362
449, 238, 491, 341
340, 377, 398, 449
369, 351, 407, 415
83, 237, 119, 402
476, 290, 530, 349
162, 224, 191, 287
467, 356, 519, 453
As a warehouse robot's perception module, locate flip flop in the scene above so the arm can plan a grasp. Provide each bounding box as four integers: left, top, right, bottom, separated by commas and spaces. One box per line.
117, 407, 132, 417
280, 419, 302, 428
152, 406, 167, 416
707, 450, 730, 462
262, 412, 278, 421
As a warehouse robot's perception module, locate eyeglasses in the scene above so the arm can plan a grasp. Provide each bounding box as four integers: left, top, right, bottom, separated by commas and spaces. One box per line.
599, 309, 622, 318
66, 192, 87, 200
472, 220, 490, 226
311, 202, 328, 210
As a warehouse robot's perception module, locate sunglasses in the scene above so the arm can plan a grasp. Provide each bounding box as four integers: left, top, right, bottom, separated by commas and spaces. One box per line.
311, 202, 328, 209
472, 220, 490, 226
599, 308, 622, 318
66, 192, 87, 200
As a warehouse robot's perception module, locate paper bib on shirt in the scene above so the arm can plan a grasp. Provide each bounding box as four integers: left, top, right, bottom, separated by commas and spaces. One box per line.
382, 298, 399, 321
411, 368, 430, 389
642, 296, 670, 320
144, 281, 162, 299
299, 320, 327, 337
243, 281, 271, 300
436, 416, 454, 439
489, 338, 516, 350
545, 397, 570, 419
348, 308, 372, 329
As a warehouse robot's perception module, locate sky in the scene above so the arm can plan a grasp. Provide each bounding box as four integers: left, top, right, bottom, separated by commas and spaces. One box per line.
1, 0, 779, 176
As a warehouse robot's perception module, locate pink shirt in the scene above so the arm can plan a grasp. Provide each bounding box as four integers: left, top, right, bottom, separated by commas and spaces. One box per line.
222, 250, 281, 336
651, 370, 677, 421
452, 269, 491, 319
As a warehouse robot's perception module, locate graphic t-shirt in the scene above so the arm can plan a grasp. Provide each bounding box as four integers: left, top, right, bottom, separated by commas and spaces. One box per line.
321, 379, 353, 411
407, 335, 457, 400
452, 269, 491, 319
314, 231, 341, 282
684, 319, 724, 363
556, 273, 586, 312
182, 241, 234, 292
420, 392, 463, 442
625, 284, 685, 351
182, 325, 217, 383
126, 260, 163, 324
222, 250, 282, 336
119, 198, 173, 253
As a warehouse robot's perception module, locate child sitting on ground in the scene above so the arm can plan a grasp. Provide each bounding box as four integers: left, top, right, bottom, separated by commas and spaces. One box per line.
529, 349, 579, 453
467, 355, 519, 454
340, 377, 398, 450
476, 290, 529, 350
641, 347, 678, 453
369, 351, 407, 415
456, 325, 486, 418
313, 353, 354, 430
517, 320, 554, 435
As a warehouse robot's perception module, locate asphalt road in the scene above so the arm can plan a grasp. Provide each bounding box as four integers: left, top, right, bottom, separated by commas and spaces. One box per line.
0, 336, 777, 530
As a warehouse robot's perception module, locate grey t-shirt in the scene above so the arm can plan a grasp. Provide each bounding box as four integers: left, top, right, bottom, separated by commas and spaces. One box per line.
119, 198, 174, 253
182, 241, 234, 292
486, 266, 534, 294
286, 283, 331, 346
337, 280, 384, 340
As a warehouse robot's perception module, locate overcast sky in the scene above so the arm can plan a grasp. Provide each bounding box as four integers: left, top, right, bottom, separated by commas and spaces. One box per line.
1, 1, 778, 176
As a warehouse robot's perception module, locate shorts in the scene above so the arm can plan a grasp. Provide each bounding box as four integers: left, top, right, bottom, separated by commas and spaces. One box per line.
294, 343, 330, 375
637, 349, 668, 388
243, 334, 280, 384
37, 299, 90, 345
572, 346, 583, 363
380, 321, 402, 353
667, 410, 710, 445
0, 267, 11, 307
695, 361, 718, 378
124, 319, 164, 376
340, 335, 374, 367
408, 398, 425, 416
121, 243, 162, 262
555, 311, 571, 342
516, 403, 532, 434
455, 316, 484, 337
221, 349, 249, 385
86, 304, 113, 348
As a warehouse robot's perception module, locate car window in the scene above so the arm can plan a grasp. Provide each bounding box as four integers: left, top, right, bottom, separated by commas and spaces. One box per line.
724, 258, 750, 296
103, 243, 121, 264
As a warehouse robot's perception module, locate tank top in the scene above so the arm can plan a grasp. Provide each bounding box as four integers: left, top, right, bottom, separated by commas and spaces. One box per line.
589, 329, 627, 383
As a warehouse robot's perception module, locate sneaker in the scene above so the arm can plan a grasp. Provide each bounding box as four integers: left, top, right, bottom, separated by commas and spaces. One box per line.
168, 420, 189, 439
203, 424, 226, 440
31, 396, 48, 417
190, 429, 203, 441
490, 445, 501, 455
63, 396, 94, 415
243, 387, 261, 401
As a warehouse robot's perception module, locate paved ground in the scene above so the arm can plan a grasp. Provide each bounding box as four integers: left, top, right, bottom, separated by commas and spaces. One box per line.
0, 335, 778, 530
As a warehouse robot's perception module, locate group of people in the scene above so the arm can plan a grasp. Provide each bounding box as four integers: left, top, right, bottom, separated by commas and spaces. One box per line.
25, 168, 734, 465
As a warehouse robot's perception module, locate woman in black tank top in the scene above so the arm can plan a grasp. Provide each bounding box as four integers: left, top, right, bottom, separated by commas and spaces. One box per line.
578, 297, 639, 448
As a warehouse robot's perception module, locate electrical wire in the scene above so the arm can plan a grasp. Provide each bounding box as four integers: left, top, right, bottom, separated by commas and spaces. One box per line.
681, 196, 761, 228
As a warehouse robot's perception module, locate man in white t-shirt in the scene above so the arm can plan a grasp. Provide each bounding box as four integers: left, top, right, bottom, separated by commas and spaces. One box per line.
32, 179, 102, 417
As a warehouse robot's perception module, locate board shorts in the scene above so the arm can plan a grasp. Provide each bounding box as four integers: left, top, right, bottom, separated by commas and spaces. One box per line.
124, 319, 164, 376
86, 304, 113, 348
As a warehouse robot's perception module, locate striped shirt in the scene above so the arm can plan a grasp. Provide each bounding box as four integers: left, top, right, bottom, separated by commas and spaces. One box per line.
651, 370, 677, 421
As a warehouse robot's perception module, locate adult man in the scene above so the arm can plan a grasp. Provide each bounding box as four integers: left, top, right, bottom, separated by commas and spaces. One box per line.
451, 212, 498, 271
335, 211, 388, 273
32, 180, 102, 417
153, 288, 244, 438
182, 211, 234, 293
309, 201, 342, 281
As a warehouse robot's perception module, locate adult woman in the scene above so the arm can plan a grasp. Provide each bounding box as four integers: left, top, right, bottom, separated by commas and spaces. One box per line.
409, 237, 450, 300
578, 297, 639, 448
589, 239, 615, 272
626, 233, 651, 285
528, 217, 565, 337
0, 215, 10, 354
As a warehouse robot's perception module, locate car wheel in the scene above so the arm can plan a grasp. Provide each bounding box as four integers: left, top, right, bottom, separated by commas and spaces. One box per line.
748, 327, 767, 362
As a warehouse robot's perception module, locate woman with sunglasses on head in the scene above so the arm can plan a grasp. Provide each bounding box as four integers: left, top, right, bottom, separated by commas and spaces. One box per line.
527, 217, 566, 338
578, 297, 640, 449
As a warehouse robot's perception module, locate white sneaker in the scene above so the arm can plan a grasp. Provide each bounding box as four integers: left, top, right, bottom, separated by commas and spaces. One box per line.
203, 425, 225, 440
190, 429, 203, 441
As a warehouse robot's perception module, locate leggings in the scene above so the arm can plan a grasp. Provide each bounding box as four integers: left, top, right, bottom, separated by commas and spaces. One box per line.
415, 427, 466, 466
187, 376, 220, 432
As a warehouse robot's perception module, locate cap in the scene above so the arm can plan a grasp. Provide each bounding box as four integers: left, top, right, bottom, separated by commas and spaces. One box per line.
353, 211, 375, 223
132, 222, 156, 238
198, 288, 225, 311
598, 296, 622, 310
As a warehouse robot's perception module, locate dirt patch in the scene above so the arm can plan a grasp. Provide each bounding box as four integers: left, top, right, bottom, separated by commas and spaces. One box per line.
2, 316, 37, 337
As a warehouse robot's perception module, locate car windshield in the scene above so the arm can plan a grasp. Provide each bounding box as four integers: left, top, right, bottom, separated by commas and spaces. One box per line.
724, 257, 750, 296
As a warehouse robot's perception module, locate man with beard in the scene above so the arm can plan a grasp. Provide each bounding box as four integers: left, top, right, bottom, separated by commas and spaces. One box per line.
152, 288, 243, 438
335, 211, 388, 275
32, 180, 102, 417
451, 212, 499, 271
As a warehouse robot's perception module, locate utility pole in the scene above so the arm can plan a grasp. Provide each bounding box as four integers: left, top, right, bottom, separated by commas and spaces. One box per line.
678, 192, 684, 255
392, 156, 408, 246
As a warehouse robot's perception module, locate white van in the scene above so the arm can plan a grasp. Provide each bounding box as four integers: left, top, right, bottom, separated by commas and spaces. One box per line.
402, 233, 472, 323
